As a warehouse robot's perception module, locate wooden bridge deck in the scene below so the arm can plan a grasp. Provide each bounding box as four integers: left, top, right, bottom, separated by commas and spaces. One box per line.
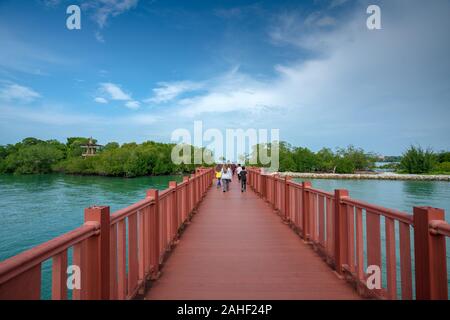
145, 179, 360, 300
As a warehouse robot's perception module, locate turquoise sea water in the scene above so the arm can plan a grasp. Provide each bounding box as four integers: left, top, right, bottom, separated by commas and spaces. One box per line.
0, 174, 183, 299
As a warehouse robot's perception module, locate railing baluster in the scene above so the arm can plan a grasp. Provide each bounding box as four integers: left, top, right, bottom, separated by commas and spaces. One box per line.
399, 221, 412, 300
109, 223, 118, 300
326, 197, 333, 256
385, 217, 397, 299
319, 195, 325, 246
366, 210, 382, 293
355, 207, 364, 280
347, 205, 355, 273
117, 220, 127, 299
72, 240, 87, 300
138, 210, 145, 285
128, 213, 139, 296
52, 250, 68, 300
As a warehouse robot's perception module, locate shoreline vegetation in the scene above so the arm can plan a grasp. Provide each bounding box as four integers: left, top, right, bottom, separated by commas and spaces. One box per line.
0, 137, 210, 177
251, 142, 450, 177
0, 137, 449, 179
275, 171, 450, 181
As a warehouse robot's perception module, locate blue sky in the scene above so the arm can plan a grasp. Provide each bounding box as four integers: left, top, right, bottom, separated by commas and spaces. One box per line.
0, 0, 449, 155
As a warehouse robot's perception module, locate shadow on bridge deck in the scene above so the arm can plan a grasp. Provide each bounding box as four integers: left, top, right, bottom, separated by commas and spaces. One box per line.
145, 178, 361, 300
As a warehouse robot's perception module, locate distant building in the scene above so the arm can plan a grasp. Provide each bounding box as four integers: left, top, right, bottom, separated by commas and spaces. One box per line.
81, 137, 102, 157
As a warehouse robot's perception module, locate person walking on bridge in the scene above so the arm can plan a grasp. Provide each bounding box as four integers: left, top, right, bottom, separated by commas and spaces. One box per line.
221, 164, 232, 192
215, 165, 222, 189
240, 166, 248, 192
236, 164, 242, 182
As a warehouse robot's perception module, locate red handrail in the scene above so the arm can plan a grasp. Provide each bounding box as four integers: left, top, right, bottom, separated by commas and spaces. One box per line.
247, 167, 449, 300
0, 168, 215, 300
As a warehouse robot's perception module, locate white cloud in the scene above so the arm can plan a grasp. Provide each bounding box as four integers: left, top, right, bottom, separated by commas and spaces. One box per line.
141, 0, 450, 155
94, 97, 108, 104
0, 83, 41, 103
329, 0, 349, 9
315, 16, 336, 27
125, 100, 140, 109
82, 0, 139, 29
145, 81, 204, 104
99, 82, 131, 100
95, 31, 105, 43
0, 104, 157, 127
40, 0, 61, 7
97, 82, 141, 109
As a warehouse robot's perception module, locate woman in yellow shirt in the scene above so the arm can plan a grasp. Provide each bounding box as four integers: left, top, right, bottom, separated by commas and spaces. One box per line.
215, 166, 222, 189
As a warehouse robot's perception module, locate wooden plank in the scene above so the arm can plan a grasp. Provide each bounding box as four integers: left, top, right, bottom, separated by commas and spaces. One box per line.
146, 179, 361, 300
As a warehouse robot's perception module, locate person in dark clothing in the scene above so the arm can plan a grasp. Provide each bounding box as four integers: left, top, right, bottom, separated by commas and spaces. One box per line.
231, 163, 237, 176
240, 166, 247, 192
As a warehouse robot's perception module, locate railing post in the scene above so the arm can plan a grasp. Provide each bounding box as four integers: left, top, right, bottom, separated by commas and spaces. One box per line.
413, 206, 448, 300
146, 189, 160, 275
334, 189, 349, 275
84, 206, 110, 300
169, 181, 178, 241
302, 182, 311, 240
284, 176, 291, 221
262, 174, 266, 199
191, 173, 197, 208
184, 176, 190, 216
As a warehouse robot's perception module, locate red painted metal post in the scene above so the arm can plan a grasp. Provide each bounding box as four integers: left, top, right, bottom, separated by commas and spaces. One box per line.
191, 173, 197, 208
52, 251, 68, 300
413, 206, 448, 300
302, 182, 311, 240
183, 176, 190, 220
284, 176, 291, 221
84, 206, 110, 300
334, 189, 349, 275
169, 181, 178, 240
147, 189, 160, 274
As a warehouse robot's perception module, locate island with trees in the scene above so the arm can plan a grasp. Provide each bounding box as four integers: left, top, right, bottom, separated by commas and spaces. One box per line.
0, 138, 448, 179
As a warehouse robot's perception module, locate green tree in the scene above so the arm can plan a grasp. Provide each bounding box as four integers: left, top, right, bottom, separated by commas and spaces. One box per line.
400, 145, 436, 174
293, 147, 317, 172
66, 137, 90, 158
4, 144, 64, 174
335, 157, 355, 174
316, 148, 336, 172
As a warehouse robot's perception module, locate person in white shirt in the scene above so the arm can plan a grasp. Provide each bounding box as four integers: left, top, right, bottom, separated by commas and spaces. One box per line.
236, 164, 242, 181
221, 164, 232, 192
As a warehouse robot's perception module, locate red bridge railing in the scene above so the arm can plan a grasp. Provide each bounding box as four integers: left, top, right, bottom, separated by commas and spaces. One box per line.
248, 168, 449, 300
0, 168, 214, 300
